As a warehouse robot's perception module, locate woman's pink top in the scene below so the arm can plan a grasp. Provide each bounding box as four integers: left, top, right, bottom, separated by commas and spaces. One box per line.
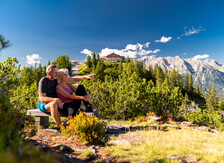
57, 83, 74, 103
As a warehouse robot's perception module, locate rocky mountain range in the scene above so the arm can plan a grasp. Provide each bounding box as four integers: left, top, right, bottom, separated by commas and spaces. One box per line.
138, 55, 224, 97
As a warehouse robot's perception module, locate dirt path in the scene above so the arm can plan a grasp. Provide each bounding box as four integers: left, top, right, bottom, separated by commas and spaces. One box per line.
29, 128, 118, 163
29, 120, 218, 163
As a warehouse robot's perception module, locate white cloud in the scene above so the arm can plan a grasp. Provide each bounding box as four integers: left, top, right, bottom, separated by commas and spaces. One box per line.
26, 54, 41, 65
138, 49, 152, 56
125, 43, 144, 51
100, 48, 138, 58
137, 49, 160, 56
125, 44, 138, 51
184, 27, 200, 36
99, 46, 160, 59
153, 49, 161, 53
155, 36, 172, 43
137, 43, 143, 50
81, 42, 160, 59
81, 49, 92, 56
144, 42, 150, 47
193, 54, 210, 60
178, 26, 205, 39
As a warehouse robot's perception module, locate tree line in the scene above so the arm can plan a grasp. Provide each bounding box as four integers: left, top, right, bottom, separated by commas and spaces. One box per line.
80, 53, 224, 125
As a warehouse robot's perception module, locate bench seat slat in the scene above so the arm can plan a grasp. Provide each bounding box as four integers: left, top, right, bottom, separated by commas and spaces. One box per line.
27, 109, 94, 117
27, 109, 94, 128
27, 109, 50, 117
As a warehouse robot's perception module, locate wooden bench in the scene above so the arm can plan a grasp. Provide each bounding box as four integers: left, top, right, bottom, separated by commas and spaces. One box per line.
27, 109, 94, 128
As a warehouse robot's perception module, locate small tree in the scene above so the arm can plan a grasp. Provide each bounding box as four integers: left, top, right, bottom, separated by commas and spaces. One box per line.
20, 66, 35, 86
168, 69, 183, 89
47, 60, 51, 66
163, 67, 168, 79
188, 74, 194, 95
195, 84, 202, 96
125, 56, 130, 63
53, 54, 71, 72
184, 73, 189, 92
155, 66, 165, 86
118, 59, 123, 74
181, 93, 191, 115
92, 52, 97, 70
42, 65, 47, 76
206, 86, 219, 112
0, 57, 20, 98
96, 53, 100, 62
86, 55, 92, 68
94, 61, 105, 81
219, 92, 224, 111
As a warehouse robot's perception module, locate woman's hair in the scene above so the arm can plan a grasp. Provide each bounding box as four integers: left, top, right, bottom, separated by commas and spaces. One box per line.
46, 64, 57, 74
57, 68, 70, 84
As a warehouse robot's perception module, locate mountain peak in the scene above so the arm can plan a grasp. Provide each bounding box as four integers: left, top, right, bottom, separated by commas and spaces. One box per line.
139, 55, 224, 97
204, 58, 222, 67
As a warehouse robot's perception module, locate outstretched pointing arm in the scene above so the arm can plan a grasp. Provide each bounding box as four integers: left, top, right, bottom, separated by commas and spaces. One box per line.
68, 74, 96, 83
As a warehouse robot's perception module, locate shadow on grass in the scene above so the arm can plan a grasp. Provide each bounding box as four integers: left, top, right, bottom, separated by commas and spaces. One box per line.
148, 159, 171, 163
106, 124, 180, 137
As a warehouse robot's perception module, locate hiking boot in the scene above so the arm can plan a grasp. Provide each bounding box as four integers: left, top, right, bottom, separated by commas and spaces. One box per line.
63, 122, 69, 128
93, 108, 99, 117
79, 108, 85, 112
85, 105, 99, 117
85, 104, 94, 113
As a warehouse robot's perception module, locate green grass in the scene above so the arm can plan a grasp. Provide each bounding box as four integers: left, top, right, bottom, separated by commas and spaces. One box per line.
81, 150, 94, 157
79, 64, 91, 75
107, 119, 158, 127
78, 63, 87, 71
49, 117, 68, 124
49, 117, 69, 129
106, 125, 224, 162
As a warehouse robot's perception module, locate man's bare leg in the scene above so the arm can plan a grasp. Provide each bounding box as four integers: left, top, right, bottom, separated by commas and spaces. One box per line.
45, 101, 61, 127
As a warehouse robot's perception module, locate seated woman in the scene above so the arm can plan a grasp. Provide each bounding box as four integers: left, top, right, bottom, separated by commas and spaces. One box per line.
56, 68, 94, 118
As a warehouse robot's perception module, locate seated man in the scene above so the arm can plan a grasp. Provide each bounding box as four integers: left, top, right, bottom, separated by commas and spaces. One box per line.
38, 64, 95, 128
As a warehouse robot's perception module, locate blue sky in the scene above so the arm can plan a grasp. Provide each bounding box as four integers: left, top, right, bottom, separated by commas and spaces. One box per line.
0, 0, 224, 66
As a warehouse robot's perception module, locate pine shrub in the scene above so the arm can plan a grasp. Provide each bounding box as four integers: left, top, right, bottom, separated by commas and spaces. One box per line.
187, 109, 224, 130
61, 112, 109, 145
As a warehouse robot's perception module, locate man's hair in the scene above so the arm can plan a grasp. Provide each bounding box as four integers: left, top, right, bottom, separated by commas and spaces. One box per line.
57, 68, 70, 84
46, 64, 57, 74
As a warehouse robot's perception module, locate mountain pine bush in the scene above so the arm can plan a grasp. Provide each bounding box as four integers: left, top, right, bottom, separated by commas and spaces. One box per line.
61, 112, 109, 145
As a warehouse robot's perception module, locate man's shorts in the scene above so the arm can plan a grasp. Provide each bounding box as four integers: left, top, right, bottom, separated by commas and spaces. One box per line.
38, 103, 49, 113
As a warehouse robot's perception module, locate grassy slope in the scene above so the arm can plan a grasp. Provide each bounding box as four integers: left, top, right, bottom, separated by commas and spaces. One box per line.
106, 120, 224, 163
49, 116, 224, 162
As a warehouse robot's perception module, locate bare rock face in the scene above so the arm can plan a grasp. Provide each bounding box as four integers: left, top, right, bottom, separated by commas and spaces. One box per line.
139, 55, 224, 97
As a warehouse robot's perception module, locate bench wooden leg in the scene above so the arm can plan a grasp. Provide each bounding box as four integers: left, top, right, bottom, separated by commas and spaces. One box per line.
35, 116, 49, 128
